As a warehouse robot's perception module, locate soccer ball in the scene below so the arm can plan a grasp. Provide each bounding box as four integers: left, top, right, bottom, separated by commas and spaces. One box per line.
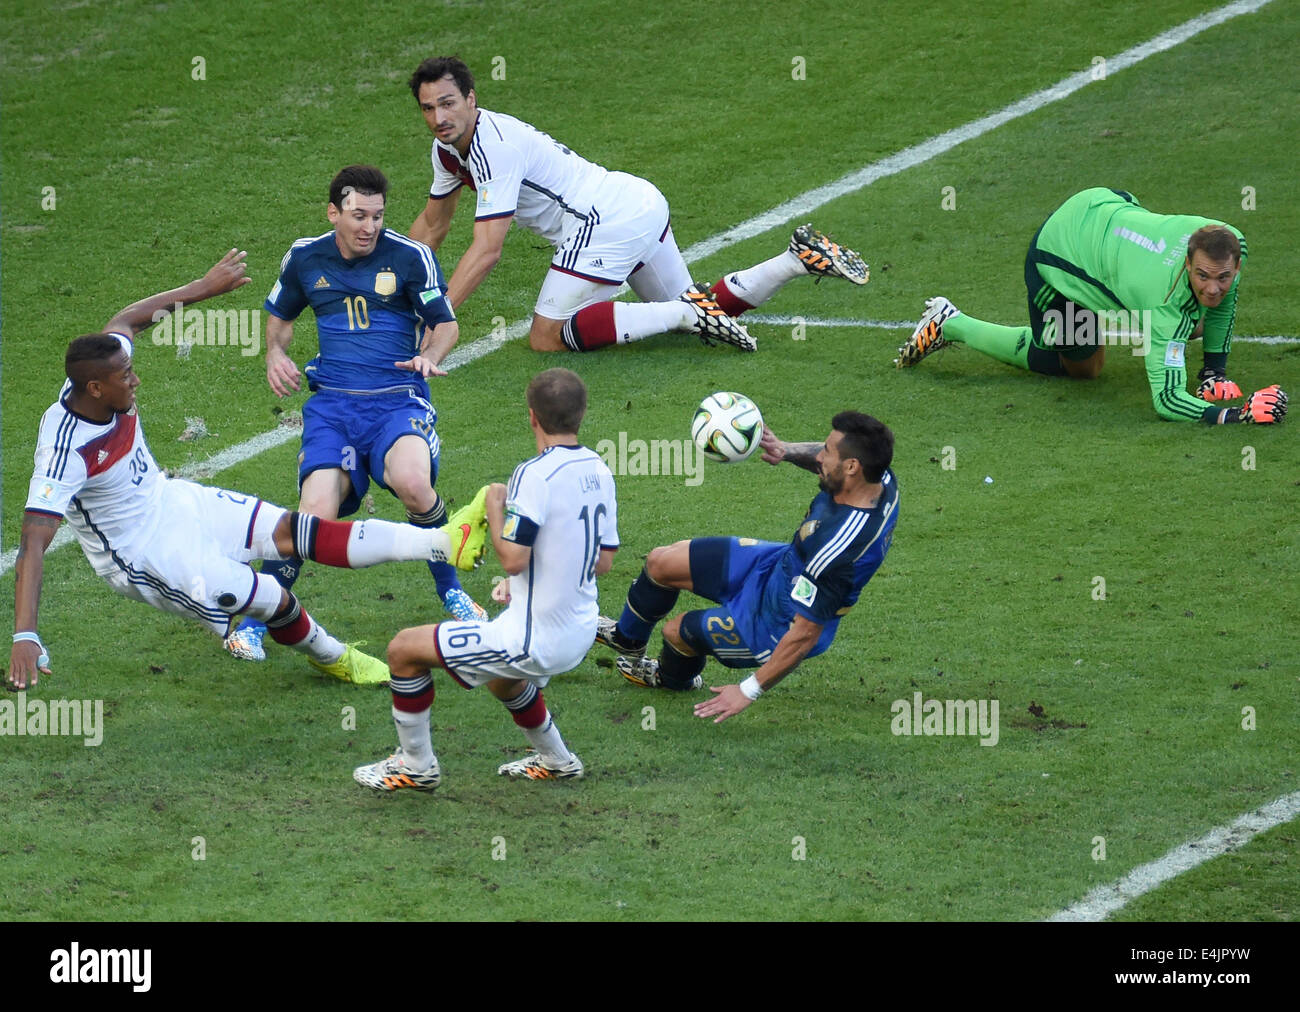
691, 391, 764, 463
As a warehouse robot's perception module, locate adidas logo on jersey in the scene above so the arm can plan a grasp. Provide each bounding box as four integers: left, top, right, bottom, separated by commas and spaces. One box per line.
97, 450, 109, 465
589, 258, 604, 269
313, 276, 331, 289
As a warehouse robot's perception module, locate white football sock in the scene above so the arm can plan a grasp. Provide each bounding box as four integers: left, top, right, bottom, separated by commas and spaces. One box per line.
393, 705, 436, 771
613, 301, 693, 343
719, 250, 805, 307
291, 617, 344, 664
347, 519, 450, 567
521, 711, 572, 766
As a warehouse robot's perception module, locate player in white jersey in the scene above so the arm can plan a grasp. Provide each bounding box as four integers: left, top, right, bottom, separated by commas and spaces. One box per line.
354, 368, 617, 792
406, 57, 870, 355
9, 251, 478, 692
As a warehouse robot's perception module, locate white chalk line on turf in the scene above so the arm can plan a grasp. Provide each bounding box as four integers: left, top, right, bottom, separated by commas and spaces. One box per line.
744, 313, 1300, 344
1049, 790, 1300, 922
0, 0, 1287, 921
2, 0, 1273, 578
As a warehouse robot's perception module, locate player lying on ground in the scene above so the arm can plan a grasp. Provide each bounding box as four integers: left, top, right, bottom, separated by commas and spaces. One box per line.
354, 368, 616, 791
9, 251, 478, 691
406, 56, 869, 354
594, 413, 897, 724
895, 187, 1287, 424
225, 165, 489, 664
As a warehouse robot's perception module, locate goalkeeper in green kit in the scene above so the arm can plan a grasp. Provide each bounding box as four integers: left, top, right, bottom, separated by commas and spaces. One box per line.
895, 187, 1287, 424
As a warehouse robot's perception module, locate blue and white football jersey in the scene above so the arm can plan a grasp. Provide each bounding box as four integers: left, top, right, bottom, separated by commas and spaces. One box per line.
267, 228, 455, 394
733, 470, 899, 659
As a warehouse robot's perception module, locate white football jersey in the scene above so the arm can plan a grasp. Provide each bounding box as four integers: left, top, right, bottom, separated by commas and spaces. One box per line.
26, 370, 165, 575
499, 445, 619, 671
430, 109, 613, 247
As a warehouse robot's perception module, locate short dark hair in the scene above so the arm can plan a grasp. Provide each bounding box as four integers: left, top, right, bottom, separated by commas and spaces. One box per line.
527, 368, 587, 435
831, 410, 893, 483
66, 334, 128, 392
408, 57, 475, 100
1187, 225, 1240, 265
329, 165, 388, 210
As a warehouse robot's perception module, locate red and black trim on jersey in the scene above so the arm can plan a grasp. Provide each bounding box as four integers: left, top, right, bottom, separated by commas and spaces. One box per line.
77, 413, 138, 478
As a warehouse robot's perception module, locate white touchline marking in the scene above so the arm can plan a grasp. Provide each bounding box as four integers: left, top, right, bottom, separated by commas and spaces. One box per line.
744, 313, 1300, 345
1048, 790, 1300, 922
2, 0, 1274, 583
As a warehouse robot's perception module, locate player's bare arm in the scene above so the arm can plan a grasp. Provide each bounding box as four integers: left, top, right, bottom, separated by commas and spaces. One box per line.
595, 547, 616, 578
409, 191, 459, 250
484, 482, 531, 575
103, 248, 251, 338
693, 613, 822, 724
396, 319, 459, 376
761, 425, 822, 473
445, 214, 513, 310
8, 511, 62, 689
265, 313, 300, 397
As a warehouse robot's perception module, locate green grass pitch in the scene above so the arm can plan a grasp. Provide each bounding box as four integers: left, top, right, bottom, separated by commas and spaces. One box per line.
1, 0, 1297, 921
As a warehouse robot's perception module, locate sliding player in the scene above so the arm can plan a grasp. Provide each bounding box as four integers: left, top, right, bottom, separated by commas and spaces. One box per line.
407, 56, 869, 354
11, 251, 481, 691
594, 413, 897, 724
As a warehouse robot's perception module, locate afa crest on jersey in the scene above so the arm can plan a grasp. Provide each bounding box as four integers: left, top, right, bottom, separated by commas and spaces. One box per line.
798, 519, 819, 542
374, 271, 397, 297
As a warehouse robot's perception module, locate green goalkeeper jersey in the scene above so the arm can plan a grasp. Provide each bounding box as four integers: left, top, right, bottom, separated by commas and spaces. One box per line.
1034, 187, 1246, 422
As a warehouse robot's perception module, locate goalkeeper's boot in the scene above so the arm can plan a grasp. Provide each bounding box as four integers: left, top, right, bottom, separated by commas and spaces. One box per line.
594, 616, 647, 659
616, 655, 704, 691
354, 748, 441, 792
497, 751, 585, 781
310, 642, 390, 686
447, 485, 490, 571
789, 224, 870, 285
680, 284, 756, 351
223, 618, 267, 662
896, 296, 961, 368
443, 587, 488, 622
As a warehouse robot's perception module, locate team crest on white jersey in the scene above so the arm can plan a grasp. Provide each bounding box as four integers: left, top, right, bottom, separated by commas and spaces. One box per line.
374, 271, 397, 297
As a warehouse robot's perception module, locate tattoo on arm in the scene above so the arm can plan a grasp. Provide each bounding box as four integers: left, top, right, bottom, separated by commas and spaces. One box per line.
782, 442, 822, 474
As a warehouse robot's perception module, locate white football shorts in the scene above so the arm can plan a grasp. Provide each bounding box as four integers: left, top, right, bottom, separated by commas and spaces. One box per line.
100, 479, 288, 636
433, 615, 591, 689
534, 172, 691, 318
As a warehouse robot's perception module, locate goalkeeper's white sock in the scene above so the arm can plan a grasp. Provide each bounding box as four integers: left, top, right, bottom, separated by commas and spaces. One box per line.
713, 251, 806, 311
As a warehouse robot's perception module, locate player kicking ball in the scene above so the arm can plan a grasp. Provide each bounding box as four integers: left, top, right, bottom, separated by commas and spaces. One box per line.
353, 369, 617, 792
594, 413, 897, 724
407, 56, 869, 354
9, 251, 483, 692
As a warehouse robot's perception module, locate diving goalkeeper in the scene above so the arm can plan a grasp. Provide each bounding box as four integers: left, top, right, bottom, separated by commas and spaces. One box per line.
895, 187, 1286, 424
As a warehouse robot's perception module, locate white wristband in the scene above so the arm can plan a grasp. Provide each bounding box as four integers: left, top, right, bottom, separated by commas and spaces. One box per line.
13, 631, 50, 667
739, 675, 764, 701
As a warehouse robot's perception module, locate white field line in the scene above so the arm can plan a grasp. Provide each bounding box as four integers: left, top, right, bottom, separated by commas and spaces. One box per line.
744, 313, 1300, 345
1, 0, 1288, 920
3, 0, 1272, 589
1049, 791, 1300, 921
